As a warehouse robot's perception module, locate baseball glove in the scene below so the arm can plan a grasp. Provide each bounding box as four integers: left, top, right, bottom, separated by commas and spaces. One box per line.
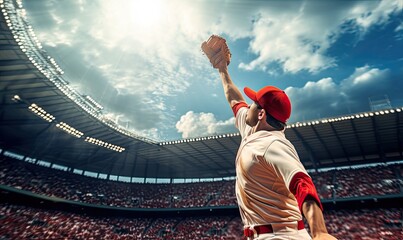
201, 35, 231, 69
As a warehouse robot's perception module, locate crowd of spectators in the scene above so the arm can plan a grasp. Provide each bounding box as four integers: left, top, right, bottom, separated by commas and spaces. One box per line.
0, 203, 242, 240
0, 203, 401, 239
333, 165, 401, 198
309, 170, 335, 199
323, 208, 402, 240
310, 164, 402, 199
1, 156, 402, 239
0, 156, 402, 209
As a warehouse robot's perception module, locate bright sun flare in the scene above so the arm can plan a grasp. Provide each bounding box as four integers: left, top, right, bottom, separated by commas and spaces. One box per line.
102, 0, 166, 41
127, 0, 164, 30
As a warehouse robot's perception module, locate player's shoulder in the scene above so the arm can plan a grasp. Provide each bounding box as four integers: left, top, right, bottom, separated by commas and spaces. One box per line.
232, 101, 248, 117
267, 131, 294, 150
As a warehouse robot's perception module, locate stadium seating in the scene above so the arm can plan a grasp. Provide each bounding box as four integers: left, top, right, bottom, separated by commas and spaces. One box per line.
1, 156, 402, 239
1, 156, 401, 209
0, 203, 401, 239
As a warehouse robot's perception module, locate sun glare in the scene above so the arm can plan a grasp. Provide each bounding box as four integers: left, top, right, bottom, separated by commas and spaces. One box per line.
127, 0, 164, 30
100, 0, 168, 46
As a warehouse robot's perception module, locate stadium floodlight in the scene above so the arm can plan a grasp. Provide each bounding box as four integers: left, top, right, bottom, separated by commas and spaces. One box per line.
28, 103, 55, 122
11, 95, 21, 102
84, 95, 104, 110
84, 137, 125, 152
55, 122, 84, 138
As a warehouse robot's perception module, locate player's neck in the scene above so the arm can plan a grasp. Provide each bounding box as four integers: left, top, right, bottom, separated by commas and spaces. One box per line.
252, 120, 276, 133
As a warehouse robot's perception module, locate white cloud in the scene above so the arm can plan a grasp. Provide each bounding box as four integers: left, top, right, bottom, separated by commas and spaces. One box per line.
175, 111, 235, 138
136, 127, 161, 141
238, 0, 402, 73
395, 22, 403, 40
286, 78, 341, 121
342, 65, 389, 85
286, 65, 392, 122
352, 0, 402, 31
340, 65, 390, 99
239, 8, 337, 73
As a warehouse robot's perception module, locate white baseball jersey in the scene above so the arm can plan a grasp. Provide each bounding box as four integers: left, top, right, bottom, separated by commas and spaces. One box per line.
235, 106, 309, 227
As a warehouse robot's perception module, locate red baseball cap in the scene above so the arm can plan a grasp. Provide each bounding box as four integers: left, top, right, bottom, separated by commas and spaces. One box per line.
244, 86, 291, 123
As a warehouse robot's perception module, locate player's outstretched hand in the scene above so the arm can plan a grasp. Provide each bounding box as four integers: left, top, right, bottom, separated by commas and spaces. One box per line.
201, 35, 231, 71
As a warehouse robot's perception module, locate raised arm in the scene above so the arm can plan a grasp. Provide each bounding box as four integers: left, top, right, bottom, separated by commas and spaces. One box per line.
217, 67, 245, 108
201, 35, 245, 108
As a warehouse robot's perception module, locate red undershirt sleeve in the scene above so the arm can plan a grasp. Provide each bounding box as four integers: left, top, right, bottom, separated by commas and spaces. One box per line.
232, 102, 248, 116
289, 172, 323, 215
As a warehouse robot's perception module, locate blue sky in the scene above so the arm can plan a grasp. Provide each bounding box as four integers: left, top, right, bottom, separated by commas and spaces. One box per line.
23, 0, 403, 141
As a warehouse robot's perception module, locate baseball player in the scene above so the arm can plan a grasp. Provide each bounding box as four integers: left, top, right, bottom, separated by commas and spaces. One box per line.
201, 36, 337, 240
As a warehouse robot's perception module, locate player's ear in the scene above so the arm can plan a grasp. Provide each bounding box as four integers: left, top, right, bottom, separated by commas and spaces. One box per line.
258, 109, 265, 120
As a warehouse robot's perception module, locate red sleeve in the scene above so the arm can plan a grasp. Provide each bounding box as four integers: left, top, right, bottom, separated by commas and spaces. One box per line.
289, 172, 323, 215
231, 102, 248, 116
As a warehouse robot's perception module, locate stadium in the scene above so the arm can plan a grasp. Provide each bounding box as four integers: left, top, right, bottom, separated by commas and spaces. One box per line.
1, 0, 402, 239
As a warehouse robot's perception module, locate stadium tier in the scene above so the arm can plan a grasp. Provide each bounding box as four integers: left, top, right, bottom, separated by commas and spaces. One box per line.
1, 156, 402, 209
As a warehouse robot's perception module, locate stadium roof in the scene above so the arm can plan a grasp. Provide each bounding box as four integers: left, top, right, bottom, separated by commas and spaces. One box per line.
1, 5, 402, 179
